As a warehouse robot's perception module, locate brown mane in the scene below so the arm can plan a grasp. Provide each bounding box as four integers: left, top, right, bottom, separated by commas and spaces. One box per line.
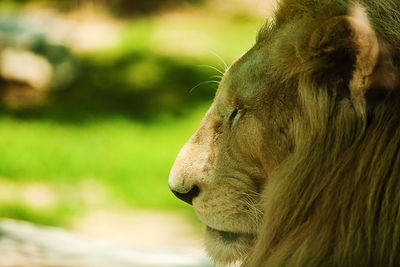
246, 0, 400, 265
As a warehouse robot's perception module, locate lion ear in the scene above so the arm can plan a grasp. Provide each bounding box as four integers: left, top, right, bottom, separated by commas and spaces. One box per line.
309, 4, 379, 101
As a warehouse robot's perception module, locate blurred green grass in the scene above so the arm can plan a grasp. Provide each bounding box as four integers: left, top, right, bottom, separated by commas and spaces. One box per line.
0, 4, 263, 227
0, 109, 208, 226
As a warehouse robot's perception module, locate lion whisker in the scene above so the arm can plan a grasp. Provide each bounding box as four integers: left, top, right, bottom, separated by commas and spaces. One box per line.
198, 64, 226, 76
236, 193, 263, 228
207, 49, 229, 71
189, 80, 220, 93
210, 74, 223, 80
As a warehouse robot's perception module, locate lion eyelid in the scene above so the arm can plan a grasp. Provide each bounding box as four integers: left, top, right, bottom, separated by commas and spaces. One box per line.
229, 108, 243, 129
229, 108, 238, 121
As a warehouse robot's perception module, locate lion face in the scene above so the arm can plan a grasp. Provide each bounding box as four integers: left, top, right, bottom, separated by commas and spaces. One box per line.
169, 43, 296, 263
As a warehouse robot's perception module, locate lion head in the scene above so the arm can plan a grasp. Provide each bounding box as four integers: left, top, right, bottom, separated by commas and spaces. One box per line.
169, 0, 400, 265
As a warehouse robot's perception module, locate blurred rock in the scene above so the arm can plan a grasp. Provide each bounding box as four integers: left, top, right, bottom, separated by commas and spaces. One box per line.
0, 10, 79, 107
0, 48, 53, 90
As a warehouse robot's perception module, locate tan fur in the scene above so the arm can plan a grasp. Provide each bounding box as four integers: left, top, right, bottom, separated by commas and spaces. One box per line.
169, 0, 400, 266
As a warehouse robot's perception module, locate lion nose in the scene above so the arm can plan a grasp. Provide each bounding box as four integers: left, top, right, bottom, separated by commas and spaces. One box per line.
169, 133, 208, 206
170, 185, 200, 205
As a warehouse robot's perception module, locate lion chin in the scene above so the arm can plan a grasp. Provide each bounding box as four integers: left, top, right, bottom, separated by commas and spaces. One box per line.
204, 226, 255, 264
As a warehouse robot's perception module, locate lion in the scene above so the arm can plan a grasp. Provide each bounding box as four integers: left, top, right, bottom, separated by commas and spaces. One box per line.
169, 0, 400, 266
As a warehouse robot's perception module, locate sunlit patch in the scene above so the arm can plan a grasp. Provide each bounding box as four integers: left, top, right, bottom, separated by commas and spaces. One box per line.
0, 179, 58, 209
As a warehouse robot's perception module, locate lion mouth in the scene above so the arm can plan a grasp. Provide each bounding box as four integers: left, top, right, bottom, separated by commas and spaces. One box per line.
207, 226, 240, 242
206, 226, 253, 243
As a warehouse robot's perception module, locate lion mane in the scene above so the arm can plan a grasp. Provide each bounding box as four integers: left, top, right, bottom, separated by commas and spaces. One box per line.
246, 1, 400, 266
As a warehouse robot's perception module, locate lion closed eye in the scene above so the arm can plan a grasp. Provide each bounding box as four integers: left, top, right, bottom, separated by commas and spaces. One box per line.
169, 0, 400, 266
